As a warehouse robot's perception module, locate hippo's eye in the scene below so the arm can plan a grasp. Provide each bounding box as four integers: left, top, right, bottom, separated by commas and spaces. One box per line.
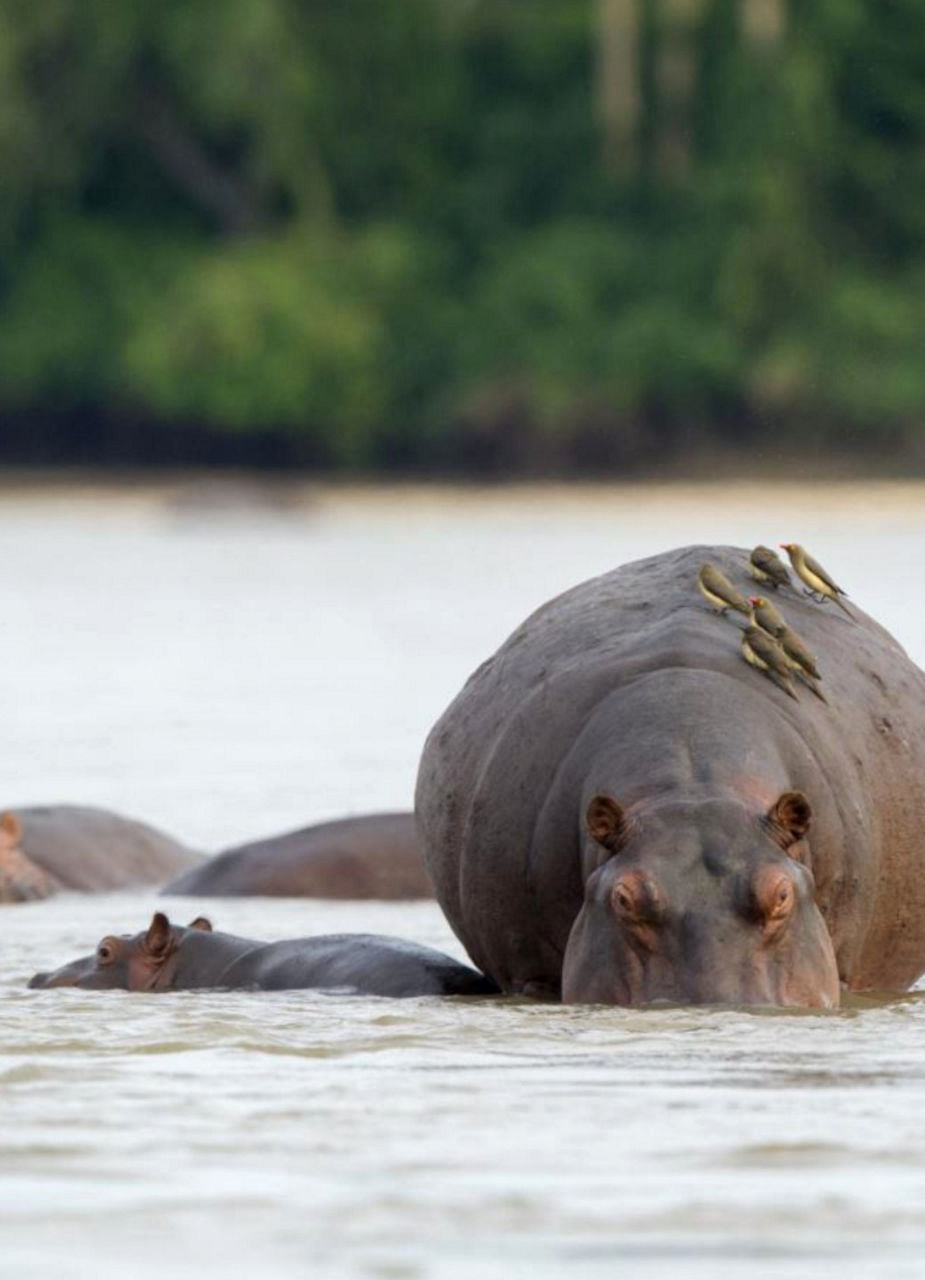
768, 882, 794, 919
613, 884, 634, 914
753, 868, 795, 927
611, 872, 662, 924
96, 940, 117, 965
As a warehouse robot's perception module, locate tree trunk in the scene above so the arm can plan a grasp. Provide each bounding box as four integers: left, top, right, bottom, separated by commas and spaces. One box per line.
656, 0, 703, 178
741, 0, 786, 47
596, 0, 641, 175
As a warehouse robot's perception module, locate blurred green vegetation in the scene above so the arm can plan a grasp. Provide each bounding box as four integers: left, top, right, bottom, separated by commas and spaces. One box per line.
0, 0, 923, 471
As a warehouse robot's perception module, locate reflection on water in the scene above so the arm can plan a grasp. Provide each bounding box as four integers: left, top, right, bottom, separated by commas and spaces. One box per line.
3, 483, 925, 1280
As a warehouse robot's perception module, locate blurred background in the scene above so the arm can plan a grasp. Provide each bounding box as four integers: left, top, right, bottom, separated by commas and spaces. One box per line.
1, 0, 923, 477
6, 14, 925, 1277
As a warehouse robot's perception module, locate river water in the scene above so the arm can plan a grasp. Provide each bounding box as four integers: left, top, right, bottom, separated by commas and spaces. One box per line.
3, 480, 925, 1280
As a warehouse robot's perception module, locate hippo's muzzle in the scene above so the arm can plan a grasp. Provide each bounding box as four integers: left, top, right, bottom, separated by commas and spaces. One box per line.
28, 958, 95, 989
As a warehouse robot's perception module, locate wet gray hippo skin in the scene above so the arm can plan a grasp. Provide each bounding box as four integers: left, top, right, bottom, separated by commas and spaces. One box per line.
163, 812, 431, 899
29, 912, 499, 998
416, 544, 925, 1007
0, 806, 201, 904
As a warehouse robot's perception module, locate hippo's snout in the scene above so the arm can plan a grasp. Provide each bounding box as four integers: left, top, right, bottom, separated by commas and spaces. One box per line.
27, 957, 95, 989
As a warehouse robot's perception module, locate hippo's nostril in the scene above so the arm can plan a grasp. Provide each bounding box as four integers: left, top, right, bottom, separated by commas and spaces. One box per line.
27, 972, 49, 989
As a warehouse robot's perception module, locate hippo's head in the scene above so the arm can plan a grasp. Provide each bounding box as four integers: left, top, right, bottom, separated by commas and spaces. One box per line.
561, 790, 839, 1008
28, 912, 212, 990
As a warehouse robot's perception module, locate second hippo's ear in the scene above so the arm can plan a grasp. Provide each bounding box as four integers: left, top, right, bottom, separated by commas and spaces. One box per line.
188, 916, 212, 932
0, 811, 22, 844
586, 795, 628, 853
766, 790, 812, 851
144, 911, 175, 958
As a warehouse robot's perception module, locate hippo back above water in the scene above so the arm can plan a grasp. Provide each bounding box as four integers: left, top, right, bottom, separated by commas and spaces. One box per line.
0, 805, 201, 903
163, 813, 430, 899
416, 545, 925, 1006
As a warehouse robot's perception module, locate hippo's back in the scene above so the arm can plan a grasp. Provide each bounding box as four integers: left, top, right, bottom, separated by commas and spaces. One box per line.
416, 544, 925, 988
163, 812, 432, 899
16, 806, 201, 891
222, 932, 498, 997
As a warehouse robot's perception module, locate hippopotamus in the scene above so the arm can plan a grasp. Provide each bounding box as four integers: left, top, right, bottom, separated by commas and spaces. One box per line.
416, 544, 925, 1007
163, 812, 431, 899
0, 805, 201, 903
28, 911, 498, 997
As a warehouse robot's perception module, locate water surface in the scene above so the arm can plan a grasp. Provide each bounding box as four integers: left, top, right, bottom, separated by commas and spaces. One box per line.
3, 481, 925, 1279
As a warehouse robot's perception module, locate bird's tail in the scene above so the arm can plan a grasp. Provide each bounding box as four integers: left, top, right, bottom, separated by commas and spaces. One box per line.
796, 670, 828, 704
770, 671, 799, 701
834, 594, 852, 617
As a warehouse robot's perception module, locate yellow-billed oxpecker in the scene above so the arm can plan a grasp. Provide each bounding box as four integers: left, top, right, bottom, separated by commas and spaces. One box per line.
748, 545, 793, 592
698, 562, 750, 616
741, 624, 799, 701
780, 544, 851, 615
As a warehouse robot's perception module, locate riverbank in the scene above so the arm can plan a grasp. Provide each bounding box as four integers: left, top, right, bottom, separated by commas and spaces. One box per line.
1, 469, 925, 530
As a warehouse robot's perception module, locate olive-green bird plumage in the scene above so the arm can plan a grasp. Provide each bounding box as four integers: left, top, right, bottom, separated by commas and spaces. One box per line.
740, 624, 799, 701
778, 625, 821, 681
780, 544, 851, 615
748, 595, 787, 639
777, 625, 827, 703
748, 545, 793, 592
698, 562, 750, 615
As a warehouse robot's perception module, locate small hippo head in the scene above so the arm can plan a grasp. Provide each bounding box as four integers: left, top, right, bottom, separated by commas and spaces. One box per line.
562, 790, 839, 1008
28, 912, 212, 991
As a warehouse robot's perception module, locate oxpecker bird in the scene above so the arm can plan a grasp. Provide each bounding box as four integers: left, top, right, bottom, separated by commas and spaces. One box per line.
748, 545, 793, 592
741, 625, 799, 701
698, 563, 750, 616
778, 625, 827, 703
780, 544, 851, 615
748, 595, 787, 639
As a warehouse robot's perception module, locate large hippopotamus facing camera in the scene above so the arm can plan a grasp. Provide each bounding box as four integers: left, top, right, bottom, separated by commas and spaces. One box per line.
0, 805, 201, 903
416, 545, 925, 1007
162, 812, 431, 899
29, 911, 498, 998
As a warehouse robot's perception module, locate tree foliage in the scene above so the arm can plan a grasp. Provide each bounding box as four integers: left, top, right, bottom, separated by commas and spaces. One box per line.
0, 0, 922, 469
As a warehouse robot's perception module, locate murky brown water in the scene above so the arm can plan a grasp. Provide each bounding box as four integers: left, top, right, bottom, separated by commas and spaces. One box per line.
3, 481, 925, 1279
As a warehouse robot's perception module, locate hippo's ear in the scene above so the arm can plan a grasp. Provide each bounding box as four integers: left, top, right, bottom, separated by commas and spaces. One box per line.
766, 791, 812, 851
188, 916, 212, 932
0, 811, 22, 844
144, 911, 175, 958
586, 795, 628, 853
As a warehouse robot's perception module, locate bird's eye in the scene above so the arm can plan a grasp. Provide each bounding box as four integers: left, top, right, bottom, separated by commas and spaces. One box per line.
96, 940, 116, 965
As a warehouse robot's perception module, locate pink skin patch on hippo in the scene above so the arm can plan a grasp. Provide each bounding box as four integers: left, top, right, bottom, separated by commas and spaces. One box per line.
0, 812, 58, 903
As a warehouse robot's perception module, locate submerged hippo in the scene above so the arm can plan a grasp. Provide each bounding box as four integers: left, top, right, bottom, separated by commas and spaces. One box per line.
416, 544, 925, 1007
163, 812, 431, 899
0, 806, 201, 904
28, 911, 498, 997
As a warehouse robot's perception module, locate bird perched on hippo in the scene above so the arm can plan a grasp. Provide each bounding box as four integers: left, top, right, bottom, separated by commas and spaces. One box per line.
416, 544, 925, 1008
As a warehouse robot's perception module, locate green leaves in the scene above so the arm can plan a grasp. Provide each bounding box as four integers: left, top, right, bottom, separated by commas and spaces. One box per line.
0, 1, 923, 465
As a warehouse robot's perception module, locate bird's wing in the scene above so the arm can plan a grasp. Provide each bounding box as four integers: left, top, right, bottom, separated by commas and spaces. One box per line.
803, 552, 843, 594
753, 633, 791, 677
